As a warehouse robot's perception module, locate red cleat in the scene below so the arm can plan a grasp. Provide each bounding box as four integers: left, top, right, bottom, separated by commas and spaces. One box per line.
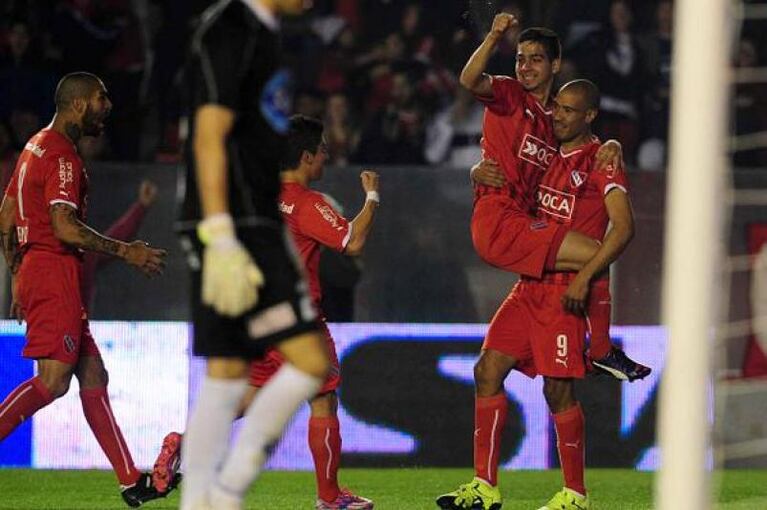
152, 432, 183, 494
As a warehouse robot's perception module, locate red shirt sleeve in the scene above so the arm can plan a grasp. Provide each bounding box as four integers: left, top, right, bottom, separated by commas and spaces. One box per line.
476, 75, 526, 116
296, 194, 351, 252
5, 169, 18, 199
44, 154, 84, 210
591, 164, 629, 197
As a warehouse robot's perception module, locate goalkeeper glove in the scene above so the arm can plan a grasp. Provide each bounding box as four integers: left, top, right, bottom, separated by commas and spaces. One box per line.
197, 213, 264, 317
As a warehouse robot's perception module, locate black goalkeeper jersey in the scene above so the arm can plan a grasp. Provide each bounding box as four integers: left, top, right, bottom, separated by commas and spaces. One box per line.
177, 0, 291, 232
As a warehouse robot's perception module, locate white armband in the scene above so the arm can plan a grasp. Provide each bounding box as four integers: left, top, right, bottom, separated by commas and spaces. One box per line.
366, 191, 380, 203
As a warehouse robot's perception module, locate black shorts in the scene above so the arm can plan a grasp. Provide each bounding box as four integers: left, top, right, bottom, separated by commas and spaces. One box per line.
183, 226, 320, 359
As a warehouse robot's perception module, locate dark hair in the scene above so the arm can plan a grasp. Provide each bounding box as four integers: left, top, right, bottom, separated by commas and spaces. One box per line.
518, 27, 561, 62
281, 115, 324, 171
560, 79, 601, 110
54, 72, 102, 111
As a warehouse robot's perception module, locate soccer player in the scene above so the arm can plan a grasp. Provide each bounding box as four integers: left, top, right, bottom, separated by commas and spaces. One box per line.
243, 115, 376, 509
0, 72, 172, 508
438, 80, 635, 510
176, 1, 331, 509
459, 14, 645, 380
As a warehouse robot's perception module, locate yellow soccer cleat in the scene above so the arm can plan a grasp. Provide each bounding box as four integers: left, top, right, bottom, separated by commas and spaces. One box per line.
538, 488, 591, 510
435, 477, 502, 510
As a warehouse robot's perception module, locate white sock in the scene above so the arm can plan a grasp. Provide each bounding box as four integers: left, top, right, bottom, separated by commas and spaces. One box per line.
179, 376, 247, 510
213, 363, 322, 500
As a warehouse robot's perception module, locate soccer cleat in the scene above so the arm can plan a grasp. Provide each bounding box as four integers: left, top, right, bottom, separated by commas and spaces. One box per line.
120, 472, 161, 508
591, 347, 651, 382
315, 488, 374, 509
152, 431, 183, 493
435, 477, 502, 510
537, 488, 590, 509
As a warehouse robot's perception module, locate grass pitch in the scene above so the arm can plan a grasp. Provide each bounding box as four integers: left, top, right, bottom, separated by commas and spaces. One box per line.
0, 468, 765, 509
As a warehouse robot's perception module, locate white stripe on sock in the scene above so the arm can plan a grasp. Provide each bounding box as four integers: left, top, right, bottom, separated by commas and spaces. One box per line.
100, 396, 131, 477
0, 384, 32, 421
324, 427, 332, 479
487, 409, 500, 482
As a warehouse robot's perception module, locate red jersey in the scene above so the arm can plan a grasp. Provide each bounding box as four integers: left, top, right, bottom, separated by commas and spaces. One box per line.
536, 138, 628, 239
476, 76, 556, 215
5, 128, 88, 257
279, 182, 351, 307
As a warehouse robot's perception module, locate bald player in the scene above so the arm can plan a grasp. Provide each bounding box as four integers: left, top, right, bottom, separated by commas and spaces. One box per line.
0, 72, 173, 508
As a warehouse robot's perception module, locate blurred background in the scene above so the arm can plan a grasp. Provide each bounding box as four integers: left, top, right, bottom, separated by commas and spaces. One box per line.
0, 0, 766, 475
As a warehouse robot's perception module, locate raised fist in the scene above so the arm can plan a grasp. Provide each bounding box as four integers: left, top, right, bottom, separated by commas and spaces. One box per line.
490, 13, 518, 38
360, 170, 379, 193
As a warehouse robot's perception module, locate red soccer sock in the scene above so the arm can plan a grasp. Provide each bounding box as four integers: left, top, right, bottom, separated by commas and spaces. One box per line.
80, 387, 140, 486
308, 416, 342, 502
0, 377, 54, 440
474, 393, 508, 486
553, 403, 586, 496
589, 334, 613, 360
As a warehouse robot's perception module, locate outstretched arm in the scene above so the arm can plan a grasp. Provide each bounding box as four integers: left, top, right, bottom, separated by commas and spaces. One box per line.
49, 203, 165, 276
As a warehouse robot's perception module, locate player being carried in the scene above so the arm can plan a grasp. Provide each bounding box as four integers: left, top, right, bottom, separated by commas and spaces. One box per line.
442, 79, 636, 510
0, 72, 175, 508
461, 12, 648, 380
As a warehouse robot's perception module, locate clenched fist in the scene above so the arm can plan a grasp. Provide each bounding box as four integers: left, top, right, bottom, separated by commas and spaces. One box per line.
489, 13, 518, 39
360, 170, 379, 193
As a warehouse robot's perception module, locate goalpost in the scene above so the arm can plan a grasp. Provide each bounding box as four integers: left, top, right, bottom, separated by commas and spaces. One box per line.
657, 0, 733, 508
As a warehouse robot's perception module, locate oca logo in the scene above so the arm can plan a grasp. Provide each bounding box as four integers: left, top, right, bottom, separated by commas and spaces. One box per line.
537, 185, 575, 220
519, 134, 556, 169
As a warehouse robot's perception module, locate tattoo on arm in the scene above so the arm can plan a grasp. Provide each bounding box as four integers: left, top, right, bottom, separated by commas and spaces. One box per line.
0, 229, 21, 274
50, 203, 123, 257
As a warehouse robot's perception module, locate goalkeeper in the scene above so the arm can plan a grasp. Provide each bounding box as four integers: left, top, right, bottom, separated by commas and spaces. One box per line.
174, 1, 329, 508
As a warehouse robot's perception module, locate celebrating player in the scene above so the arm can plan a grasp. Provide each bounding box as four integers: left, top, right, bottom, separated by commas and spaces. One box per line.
176, 1, 331, 509
0, 72, 172, 508
439, 79, 639, 510
241, 115, 377, 509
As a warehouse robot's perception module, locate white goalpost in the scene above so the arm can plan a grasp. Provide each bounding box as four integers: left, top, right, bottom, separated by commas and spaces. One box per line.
657, 0, 733, 508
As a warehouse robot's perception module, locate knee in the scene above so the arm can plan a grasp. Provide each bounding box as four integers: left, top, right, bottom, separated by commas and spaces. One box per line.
40, 374, 71, 399
543, 378, 575, 413
474, 357, 503, 395
310, 391, 337, 417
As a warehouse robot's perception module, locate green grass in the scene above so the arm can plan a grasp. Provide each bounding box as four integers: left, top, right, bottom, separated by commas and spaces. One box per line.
0, 468, 765, 509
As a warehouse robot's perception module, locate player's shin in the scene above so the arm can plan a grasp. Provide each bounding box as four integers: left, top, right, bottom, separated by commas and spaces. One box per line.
309, 416, 342, 502
0, 377, 53, 440
552, 403, 586, 496
80, 387, 141, 485
474, 393, 508, 486
179, 376, 247, 510
210, 363, 322, 504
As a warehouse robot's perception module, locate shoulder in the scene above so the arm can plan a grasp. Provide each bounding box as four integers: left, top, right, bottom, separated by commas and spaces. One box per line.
191, 1, 252, 54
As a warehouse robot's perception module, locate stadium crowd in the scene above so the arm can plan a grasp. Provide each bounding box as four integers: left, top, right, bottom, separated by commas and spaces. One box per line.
0, 0, 765, 172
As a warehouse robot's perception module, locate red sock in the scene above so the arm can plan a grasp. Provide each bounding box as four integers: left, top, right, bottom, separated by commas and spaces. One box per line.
588, 284, 613, 360
308, 416, 341, 502
0, 377, 53, 440
474, 393, 507, 486
553, 403, 586, 495
80, 387, 140, 486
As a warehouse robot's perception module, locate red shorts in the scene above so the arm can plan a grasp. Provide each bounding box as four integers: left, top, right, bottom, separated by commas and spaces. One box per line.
484, 278, 588, 379
18, 251, 100, 364
471, 195, 567, 278
248, 320, 340, 395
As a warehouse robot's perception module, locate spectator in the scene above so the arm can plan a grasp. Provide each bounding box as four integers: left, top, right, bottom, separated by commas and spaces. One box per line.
355, 72, 425, 164
324, 93, 360, 166
0, 20, 57, 123
424, 87, 483, 168
637, 0, 673, 170
575, 0, 647, 165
